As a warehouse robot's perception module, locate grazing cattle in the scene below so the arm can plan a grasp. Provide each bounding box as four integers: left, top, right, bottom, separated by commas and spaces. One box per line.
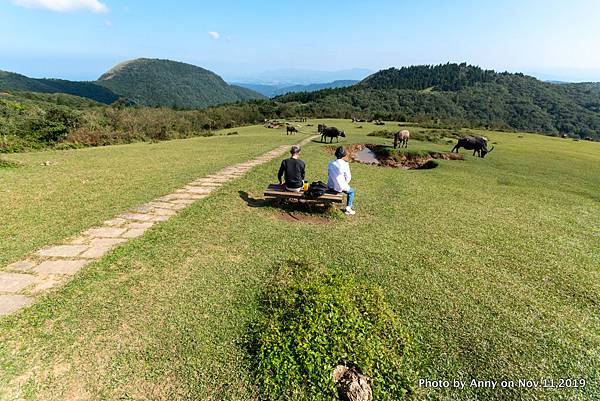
321, 126, 346, 143
452, 136, 494, 158
318, 123, 327, 133
374, 120, 385, 126
394, 130, 410, 148
286, 126, 298, 135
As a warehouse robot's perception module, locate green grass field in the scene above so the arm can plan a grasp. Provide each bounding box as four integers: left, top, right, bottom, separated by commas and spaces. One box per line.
0, 127, 306, 267
1, 120, 598, 400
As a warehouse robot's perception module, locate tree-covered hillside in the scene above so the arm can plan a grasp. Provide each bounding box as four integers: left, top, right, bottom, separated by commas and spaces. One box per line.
96, 59, 265, 108
0, 70, 119, 104
277, 63, 600, 139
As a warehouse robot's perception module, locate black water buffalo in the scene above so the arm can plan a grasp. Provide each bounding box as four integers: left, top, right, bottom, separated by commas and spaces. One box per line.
286, 126, 298, 135
321, 127, 346, 143
452, 136, 494, 158
318, 123, 327, 133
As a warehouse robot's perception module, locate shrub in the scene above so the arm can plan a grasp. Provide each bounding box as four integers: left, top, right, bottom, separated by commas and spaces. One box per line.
246, 261, 414, 401
227, 131, 239, 135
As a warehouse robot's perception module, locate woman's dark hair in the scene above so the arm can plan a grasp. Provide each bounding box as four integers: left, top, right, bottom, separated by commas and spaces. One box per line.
335, 146, 346, 159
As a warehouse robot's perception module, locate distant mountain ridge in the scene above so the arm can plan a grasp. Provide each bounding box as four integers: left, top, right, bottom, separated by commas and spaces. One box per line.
0, 70, 119, 104
226, 67, 372, 86
234, 80, 358, 97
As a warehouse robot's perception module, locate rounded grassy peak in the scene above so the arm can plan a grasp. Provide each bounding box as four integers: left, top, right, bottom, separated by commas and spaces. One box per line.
96, 58, 262, 108
98, 58, 218, 82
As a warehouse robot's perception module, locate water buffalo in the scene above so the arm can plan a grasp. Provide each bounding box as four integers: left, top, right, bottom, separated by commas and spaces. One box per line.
394, 130, 410, 148
286, 126, 298, 135
318, 123, 327, 133
321, 127, 346, 143
452, 136, 494, 158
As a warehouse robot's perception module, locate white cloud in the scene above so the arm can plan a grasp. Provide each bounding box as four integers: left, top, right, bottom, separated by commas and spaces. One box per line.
13, 0, 109, 13
208, 31, 220, 40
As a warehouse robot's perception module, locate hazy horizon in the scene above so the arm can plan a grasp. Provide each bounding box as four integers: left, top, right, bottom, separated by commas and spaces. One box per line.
2, 0, 600, 83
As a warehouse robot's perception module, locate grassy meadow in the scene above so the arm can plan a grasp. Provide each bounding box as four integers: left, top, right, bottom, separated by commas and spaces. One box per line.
0, 126, 306, 267
0, 119, 598, 400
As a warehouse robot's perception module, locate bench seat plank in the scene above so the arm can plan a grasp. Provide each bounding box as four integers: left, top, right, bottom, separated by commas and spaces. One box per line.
264, 184, 343, 203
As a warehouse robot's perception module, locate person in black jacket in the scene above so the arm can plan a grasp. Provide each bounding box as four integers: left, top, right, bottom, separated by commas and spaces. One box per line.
278, 145, 305, 192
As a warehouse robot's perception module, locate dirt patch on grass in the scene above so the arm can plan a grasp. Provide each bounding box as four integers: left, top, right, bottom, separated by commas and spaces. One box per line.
273, 211, 333, 225
323, 144, 463, 169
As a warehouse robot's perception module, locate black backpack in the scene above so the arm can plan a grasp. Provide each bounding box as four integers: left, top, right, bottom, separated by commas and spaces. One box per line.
304, 181, 328, 198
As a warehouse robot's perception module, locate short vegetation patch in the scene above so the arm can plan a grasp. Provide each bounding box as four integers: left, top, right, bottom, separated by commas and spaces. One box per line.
246, 261, 414, 401
0, 158, 21, 168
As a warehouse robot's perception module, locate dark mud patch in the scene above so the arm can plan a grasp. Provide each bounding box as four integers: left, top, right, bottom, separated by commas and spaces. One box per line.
323, 144, 463, 169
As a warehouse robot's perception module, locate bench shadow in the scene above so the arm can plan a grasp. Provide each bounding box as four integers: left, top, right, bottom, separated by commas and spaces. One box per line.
238, 191, 340, 217
239, 191, 271, 208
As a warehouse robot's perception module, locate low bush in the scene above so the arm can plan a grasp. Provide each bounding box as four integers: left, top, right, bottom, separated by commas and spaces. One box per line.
371, 145, 432, 161
246, 261, 414, 401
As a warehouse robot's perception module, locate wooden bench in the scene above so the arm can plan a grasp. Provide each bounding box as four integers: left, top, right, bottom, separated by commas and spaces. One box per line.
264, 184, 343, 204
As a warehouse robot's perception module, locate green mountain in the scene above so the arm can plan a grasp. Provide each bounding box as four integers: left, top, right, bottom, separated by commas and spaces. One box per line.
0, 90, 101, 109
230, 84, 267, 101
276, 63, 600, 139
96, 58, 265, 108
0, 70, 119, 104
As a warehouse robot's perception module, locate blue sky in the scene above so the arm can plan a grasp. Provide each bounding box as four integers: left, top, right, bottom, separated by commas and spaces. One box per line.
1, 0, 600, 82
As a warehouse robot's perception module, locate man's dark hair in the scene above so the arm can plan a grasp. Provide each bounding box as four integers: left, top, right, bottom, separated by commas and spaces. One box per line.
291, 145, 301, 155
335, 146, 346, 159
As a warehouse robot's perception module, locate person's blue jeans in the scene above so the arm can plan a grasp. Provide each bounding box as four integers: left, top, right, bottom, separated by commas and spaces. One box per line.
344, 187, 355, 208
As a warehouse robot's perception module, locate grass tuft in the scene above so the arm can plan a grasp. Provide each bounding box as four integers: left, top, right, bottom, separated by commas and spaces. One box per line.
246, 260, 414, 401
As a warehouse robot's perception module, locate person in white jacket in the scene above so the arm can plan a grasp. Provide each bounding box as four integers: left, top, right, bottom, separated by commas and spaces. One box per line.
327, 146, 356, 215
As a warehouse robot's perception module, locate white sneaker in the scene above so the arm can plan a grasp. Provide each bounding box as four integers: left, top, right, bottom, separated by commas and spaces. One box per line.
345, 206, 356, 215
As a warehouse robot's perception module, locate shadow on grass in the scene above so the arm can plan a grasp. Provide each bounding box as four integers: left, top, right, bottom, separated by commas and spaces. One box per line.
310, 139, 347, 145
239, 191, 272, 208
238, 191, 344, 222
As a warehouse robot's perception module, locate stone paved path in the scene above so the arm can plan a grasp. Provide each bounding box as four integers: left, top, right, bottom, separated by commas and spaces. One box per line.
0, 135, 318, 317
